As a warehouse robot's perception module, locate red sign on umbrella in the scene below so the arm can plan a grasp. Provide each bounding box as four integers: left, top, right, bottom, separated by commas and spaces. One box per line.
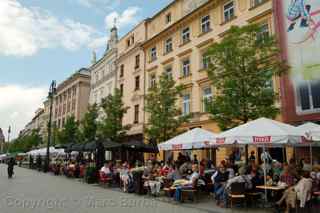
252, 136, 271, 143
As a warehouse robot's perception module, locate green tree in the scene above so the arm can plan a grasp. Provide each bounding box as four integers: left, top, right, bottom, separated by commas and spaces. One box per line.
8, 129, 42, 153
98, 89, 130, 143
206, 24, 286, 130
80, 104, 99, 143
144, 73, 189, 144
58, 116, 80, 144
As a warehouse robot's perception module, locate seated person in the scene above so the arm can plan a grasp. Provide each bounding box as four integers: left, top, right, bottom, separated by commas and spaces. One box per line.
211, 164, 229, 203
280, 164, 295, 187
220, 172, 255, 207
174, 164, 200, 201
100, 162, 112, 177
120, 162, 130, 192
277, 172, 313, 212
143, 161, 162, 196
167, 164, 182, 181
295, 172, 313, 208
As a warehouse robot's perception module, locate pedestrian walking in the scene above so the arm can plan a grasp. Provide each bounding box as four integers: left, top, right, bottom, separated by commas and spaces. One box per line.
7, 157, 15, 178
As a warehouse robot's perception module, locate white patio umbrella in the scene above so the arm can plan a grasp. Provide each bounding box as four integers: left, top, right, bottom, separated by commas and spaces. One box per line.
215, 117, 305, 203
158, 128, 217, 151
297, 122, 320, 167
297, 122, 320, 142
215, 117, 304, 145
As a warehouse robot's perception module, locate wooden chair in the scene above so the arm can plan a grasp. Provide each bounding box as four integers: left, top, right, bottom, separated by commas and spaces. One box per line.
228, 182, 246, 208
181, 179, 199, 203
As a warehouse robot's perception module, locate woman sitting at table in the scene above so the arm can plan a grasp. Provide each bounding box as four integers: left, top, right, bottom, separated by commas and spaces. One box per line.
280, 164, 295, 187
143, 161, 162, 196
174, 164, 200, 202
211, 164, 229, 203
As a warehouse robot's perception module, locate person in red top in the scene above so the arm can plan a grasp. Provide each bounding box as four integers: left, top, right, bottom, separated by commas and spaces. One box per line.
280, 164, 296, 186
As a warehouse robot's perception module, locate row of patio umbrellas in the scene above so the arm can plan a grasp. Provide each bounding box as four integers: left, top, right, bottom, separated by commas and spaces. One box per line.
56, 139, 158, 153
158, 117, 320, 204
158, 117, 320, 151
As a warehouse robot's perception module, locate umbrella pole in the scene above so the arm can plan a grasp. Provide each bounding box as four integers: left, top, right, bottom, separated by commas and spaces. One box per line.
263, 144, 268, 203
310, 143, 313, 168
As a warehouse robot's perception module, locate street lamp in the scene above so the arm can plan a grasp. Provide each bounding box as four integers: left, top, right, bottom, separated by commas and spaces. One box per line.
44, 80, 56, 173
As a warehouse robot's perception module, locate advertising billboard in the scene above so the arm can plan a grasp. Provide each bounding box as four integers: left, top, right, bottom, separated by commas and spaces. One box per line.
276, 0, 320, 122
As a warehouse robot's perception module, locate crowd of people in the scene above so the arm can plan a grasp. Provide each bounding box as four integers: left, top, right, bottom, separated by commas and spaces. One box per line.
17, 150, 320, 210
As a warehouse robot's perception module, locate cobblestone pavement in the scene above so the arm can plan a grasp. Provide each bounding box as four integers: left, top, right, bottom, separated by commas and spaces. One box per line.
0, 164, 274, 213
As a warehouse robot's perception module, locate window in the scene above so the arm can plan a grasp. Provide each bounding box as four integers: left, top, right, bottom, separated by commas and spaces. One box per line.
126, 35, 134, 47
149, 74, 156, 88
265, 70, 274, 90
120, 64, 124, 78
165, 66, 173, 79
135, 54, 140, 69
182, 94, 191, 115
166, 13, 172, 24
182, 58, 191, 77
252, 0, 265, 7
257, 23, 270, 42
120, 84, 124, 97
202, 87, 213, 112
67, 102, 71, 113
297, 81, 320, 112
134, 104, 139, 124
182, 27, 190, 44
72, 100, 76, 110
223, 1, 235, 22
202, 53, 210, 69
165, 38, 173, 54
150, 47, 157, 61
201, 15, 211, 33
135, 75, 140, 91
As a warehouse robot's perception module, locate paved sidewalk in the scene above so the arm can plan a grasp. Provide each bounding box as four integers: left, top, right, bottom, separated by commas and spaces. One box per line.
0, 164, 274, 213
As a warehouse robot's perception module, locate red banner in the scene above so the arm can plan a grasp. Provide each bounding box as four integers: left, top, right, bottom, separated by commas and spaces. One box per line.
216, 138, 225, 144
172, 144, 183, 150
252, 136, 271, 143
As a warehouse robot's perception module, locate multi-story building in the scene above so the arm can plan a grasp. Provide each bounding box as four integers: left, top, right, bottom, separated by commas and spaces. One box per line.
89, 26, 118, 106
142, 0, 279, 162
53, 68, 90, 129
116, 21, 148, 143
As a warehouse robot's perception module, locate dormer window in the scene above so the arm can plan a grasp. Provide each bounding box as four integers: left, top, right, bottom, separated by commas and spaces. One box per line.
126, 35, 135, 47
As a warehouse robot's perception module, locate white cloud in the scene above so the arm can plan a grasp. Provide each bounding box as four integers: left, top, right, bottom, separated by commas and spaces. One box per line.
105, 7, 141, 29
0, 0, 102, 56
0, 85, 47, 139
77, 0, 121, 10
88, 36, 108, 50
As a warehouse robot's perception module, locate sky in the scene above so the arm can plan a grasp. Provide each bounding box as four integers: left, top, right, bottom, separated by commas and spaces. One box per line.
0, 0, 173, 140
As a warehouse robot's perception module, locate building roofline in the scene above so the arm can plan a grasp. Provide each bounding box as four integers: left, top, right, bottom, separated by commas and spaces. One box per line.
142, 0, 215, 48
56, 68, 90, 91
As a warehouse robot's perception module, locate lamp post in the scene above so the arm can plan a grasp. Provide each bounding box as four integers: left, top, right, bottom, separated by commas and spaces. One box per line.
44, 80, 56, 173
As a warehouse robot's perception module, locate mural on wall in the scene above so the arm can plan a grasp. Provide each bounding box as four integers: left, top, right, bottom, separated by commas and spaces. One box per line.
282, 0, 320, 115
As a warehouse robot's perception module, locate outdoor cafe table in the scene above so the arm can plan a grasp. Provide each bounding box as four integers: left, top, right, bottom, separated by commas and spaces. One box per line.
256, 185, 287, 191
256, 185, 287, 207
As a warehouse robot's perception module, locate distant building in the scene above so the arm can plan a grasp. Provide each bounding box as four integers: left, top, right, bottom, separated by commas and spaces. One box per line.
53, 68, 91, 129
89, 26, 118, 106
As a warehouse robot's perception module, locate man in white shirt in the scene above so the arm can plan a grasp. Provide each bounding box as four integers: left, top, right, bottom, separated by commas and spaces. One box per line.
100, 162, 112, 176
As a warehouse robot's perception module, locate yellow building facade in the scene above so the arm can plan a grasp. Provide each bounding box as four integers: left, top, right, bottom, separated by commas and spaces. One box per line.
141, 0, 287, 164
117, 21, 148, 142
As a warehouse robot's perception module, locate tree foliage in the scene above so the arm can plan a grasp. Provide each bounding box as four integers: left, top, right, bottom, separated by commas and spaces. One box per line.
8, 129, 42, 153
80, 104, 99, 143
144, 73, 189, 143
57, 116, 80, 144
98, 88, 130, 143
206, 24, 286, 130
